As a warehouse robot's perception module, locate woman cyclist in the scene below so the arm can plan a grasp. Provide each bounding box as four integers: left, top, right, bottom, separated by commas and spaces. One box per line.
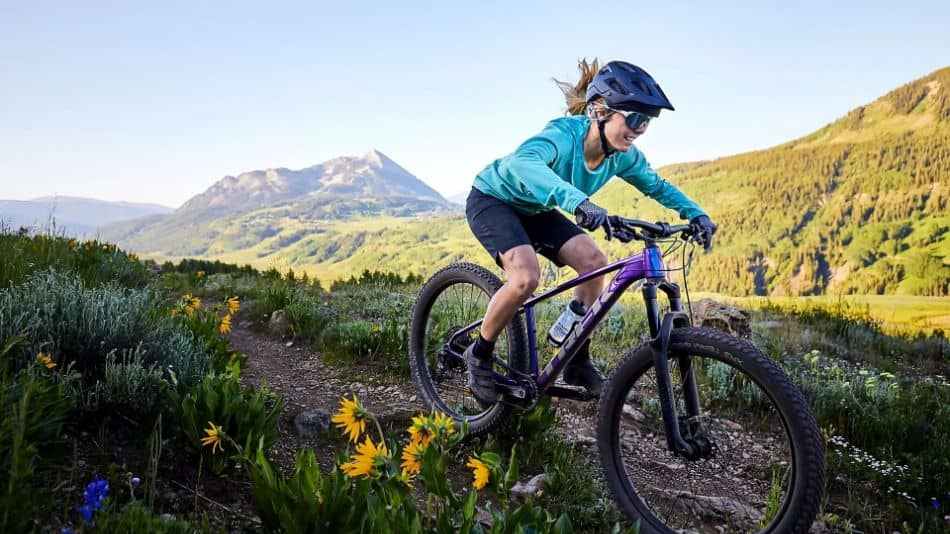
464, 59, 717, 402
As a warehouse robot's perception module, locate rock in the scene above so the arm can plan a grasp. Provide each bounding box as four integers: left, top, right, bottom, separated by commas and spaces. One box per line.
692, 299, 751, 339
574, 434, 597, 446
717, 418, 743, 432
665, 491, 763, 531
293, 408, 332, 440
510, 474, 547, 501
377, 404, 418, 427
622, 403, 646, 422
268, 309, 289, 336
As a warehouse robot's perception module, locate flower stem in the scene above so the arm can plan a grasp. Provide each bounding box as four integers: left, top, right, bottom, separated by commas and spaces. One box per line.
369, 413, 386, 444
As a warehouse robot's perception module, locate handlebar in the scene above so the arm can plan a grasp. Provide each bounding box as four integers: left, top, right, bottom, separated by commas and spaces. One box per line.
606, 216, 694, 243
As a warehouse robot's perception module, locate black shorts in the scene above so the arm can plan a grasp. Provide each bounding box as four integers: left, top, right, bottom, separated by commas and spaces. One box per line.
466, 187, 584, 267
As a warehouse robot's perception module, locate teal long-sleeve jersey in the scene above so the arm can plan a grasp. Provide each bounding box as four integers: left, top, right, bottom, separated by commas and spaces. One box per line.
472, 115, 705, 221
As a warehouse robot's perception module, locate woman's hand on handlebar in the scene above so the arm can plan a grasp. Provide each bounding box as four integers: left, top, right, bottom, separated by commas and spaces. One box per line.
574, 200, 613, 240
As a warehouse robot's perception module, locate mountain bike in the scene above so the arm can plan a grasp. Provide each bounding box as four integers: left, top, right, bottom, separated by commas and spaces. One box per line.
408, 216, 824, 533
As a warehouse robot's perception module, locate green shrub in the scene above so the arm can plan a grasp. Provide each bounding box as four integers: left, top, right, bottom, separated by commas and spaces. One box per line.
321, 319, 408, 374
0, 270, 215, 416
284, 293, 334, 342
65, 345, 166, 414
168, 372, 283, 475
248, 448, 362, 533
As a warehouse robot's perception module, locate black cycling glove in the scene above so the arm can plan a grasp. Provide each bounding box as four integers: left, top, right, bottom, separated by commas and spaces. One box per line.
689, 214, 718, 250
574, 200, 612, 239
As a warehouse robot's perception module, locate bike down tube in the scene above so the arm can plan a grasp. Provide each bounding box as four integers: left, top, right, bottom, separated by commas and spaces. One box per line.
444, 257, 630, 364
536, 246, 665, 390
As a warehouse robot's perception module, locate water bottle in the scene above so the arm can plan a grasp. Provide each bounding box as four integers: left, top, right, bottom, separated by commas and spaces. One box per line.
548, 300, 587, 346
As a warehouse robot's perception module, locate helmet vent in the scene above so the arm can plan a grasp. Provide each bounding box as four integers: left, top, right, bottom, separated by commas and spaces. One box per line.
607, 78, 630, 95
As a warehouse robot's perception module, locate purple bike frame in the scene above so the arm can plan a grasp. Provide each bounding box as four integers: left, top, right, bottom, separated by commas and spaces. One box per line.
449, 245, 667, 393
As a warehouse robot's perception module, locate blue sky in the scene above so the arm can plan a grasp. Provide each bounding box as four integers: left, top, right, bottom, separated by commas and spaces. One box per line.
1, 0, 947, 207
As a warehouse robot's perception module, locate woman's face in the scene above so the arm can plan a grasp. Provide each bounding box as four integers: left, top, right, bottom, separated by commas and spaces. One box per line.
602, 110, 649, 152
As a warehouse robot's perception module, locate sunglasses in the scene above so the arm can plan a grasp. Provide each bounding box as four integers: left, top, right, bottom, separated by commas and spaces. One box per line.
607, 107, 653, 129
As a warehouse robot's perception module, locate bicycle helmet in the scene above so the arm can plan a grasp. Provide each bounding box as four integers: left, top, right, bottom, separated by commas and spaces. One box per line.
586, 61, 674, 115
586, 60, 674, 156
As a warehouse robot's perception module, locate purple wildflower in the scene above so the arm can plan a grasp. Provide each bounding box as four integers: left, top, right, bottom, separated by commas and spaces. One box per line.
77, 475, 109, 521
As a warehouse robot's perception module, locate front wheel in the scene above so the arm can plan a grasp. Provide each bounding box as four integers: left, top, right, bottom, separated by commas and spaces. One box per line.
409, 263, 528, 437
597, 327, 824, 533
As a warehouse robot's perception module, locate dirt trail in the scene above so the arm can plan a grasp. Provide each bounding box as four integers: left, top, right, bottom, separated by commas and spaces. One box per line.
228, 316, 430, 469
227, 314, 600, 469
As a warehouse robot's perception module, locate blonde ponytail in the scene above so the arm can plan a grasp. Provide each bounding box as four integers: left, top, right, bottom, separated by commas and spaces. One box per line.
553, 58, 601, 115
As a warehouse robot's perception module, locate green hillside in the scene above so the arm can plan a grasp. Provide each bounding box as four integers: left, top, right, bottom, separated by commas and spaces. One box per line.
124, 67, 950, 297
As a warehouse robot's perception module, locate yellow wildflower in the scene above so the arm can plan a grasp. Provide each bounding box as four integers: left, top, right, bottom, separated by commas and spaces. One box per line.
196, 270, 206, 277
332, 395, 368, 443
407, 415, 434, 446
226, 296, 240, 315
219, 314, 232, 334
466, 457, 490, 490
371, 326, 381, 334
36, 352, 56, 369
340, 436, 388, 479
432, 412, 456, 436
200, 422, 225, 454
182, 294, 201, 315
400, 438, 425, 478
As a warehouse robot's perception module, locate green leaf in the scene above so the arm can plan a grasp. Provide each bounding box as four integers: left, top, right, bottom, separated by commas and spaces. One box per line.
553, 514, 573, 534
504, 445, 519, 490
462, 489, 477, 519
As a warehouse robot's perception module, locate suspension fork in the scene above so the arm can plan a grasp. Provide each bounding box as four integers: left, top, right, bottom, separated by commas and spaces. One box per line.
643, 281, 704, 459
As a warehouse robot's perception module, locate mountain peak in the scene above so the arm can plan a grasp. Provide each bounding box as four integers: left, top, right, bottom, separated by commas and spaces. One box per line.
363, 148, 390, 167
176, 150, 449, 217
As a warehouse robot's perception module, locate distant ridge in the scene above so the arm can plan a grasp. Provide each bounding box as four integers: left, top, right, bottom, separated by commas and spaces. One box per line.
0, 196, 173, 236
101, 149, 455, 256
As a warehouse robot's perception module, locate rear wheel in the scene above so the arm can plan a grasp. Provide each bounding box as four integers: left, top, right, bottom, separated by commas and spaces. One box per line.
409, 263, 528, 437
597, 327, 824, 533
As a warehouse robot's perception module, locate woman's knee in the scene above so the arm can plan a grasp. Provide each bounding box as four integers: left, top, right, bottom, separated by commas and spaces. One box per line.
499, 246, 540, 298
508, 270, 539, 297
586, 248, 608, 270
573, 246, 608, 273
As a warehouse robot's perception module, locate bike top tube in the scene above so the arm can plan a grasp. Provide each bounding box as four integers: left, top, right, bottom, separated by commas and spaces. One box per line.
448, 218, 695, 345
